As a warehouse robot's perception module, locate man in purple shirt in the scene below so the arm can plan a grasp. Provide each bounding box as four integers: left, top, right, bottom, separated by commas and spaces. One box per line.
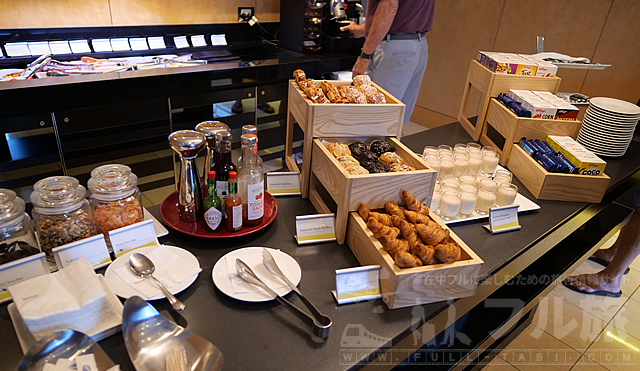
342, 0, 436, 124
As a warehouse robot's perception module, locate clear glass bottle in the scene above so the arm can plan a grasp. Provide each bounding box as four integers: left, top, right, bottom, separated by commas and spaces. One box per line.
213, 130, 237, 206
237, 125, 263, 169
30, 176, 96, 258
0, 189, 40, 265
238, 134, 264, 227
87, 164, 144, 234
204, 171, 223, 233
224, 171, 243, 232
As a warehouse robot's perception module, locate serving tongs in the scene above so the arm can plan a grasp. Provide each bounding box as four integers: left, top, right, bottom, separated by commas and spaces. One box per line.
236, 258, 332, 338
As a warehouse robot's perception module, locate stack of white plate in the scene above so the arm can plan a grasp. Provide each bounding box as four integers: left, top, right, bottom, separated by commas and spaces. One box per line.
577, 97, 640, 157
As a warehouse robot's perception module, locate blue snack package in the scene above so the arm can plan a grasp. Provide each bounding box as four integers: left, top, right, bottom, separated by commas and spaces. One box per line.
528, 140, 547, 154
556, 152, 579, 174
535, 152, 560, 172
539, 140, 557, 154
519, 138, 538, 157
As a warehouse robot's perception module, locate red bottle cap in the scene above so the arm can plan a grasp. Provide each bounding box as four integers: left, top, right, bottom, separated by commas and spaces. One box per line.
207, 170, 216, 179
229, 171, 237, 179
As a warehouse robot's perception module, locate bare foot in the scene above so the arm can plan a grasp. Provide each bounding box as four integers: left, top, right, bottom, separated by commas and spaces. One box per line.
592, 248, 615, 264
564, 272, 622, 294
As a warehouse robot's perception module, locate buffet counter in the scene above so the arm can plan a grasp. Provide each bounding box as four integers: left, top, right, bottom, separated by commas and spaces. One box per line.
1, 122, 638, 370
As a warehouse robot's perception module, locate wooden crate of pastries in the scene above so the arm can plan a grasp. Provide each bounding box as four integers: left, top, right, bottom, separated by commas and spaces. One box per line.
310, 138, 437, 244
346, 190, 483, 309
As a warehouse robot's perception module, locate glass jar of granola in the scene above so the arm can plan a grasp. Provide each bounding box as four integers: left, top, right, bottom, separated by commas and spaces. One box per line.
87, 164, 144, 234
30, 176, 96, 258
0, 189, 40, 265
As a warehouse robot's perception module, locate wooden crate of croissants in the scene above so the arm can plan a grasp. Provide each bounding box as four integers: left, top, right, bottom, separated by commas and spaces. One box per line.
288, 69, 405, 138
346, 190, 484, 309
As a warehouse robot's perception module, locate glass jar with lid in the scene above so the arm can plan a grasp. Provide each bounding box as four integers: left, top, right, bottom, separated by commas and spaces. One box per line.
30, 176, 96, 257
87, 164, 144, 234
0, 189, 40, 265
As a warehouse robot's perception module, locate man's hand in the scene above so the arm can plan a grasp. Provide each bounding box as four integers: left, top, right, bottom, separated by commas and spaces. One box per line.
352, 57, 370, 77
340, 21, 365, 38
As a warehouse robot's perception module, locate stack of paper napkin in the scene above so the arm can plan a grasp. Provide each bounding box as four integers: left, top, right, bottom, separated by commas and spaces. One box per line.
8, 258, 121, 341
113, 246, 201, 300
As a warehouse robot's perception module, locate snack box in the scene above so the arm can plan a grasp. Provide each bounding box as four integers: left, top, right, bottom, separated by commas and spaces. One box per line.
546, 135, 607, 176
346, 209, 483, 309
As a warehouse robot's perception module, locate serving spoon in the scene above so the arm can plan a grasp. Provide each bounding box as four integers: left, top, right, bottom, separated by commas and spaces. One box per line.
129, 253, 186, 311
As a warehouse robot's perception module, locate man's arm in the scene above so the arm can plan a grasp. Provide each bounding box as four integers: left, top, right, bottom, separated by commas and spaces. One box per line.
352, 0, 399, 76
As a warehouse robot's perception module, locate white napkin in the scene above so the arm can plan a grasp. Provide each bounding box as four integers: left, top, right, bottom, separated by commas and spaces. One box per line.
8, 258, 120, 341
113, 246, 201, 300
531, 52, 590, 64
225, 249, 291, 294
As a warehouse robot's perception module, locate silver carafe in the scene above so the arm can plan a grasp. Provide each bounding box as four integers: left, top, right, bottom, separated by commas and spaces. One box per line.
195, 121, 230, 189
168, 130, 206, 222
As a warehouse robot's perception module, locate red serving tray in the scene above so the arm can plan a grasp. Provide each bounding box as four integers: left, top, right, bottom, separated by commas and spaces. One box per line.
160, 190, 278, 238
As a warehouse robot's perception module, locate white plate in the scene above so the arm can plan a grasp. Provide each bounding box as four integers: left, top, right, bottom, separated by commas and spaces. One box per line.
212, 247, 302, 302
584, 111, 639, 125
587, 105, 640, 119
104, 244, 200, 299
8, 275, 123, 354
442, 192, 540, 224
590, 97, 640, 116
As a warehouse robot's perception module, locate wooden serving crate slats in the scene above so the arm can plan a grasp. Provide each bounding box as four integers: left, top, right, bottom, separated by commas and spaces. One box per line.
507, 144, 610, 203
346, 211, 483, 309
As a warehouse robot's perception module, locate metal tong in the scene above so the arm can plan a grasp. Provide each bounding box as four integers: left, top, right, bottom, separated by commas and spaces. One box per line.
235, 255, 332, 338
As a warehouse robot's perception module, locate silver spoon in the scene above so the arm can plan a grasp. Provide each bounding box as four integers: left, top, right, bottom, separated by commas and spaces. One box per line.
129, 253, 185, 311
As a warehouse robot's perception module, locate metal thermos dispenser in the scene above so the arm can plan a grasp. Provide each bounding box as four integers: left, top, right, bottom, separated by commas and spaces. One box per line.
168, 130, 206, 222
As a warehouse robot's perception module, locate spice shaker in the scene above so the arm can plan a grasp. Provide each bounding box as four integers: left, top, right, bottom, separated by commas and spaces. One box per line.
0, 189, 40, 265
169, 130, 206, 222
30, 176, 96, 258
195, 121, 230, 189
88, 164, 144, 234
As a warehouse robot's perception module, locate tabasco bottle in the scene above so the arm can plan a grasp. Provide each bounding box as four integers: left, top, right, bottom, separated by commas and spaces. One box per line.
224, 171, 243, 232
204, 171, 223, 233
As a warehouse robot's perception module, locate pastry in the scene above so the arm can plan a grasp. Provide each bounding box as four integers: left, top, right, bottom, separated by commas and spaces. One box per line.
367, 217, 400, 240
384, 203, 405, 219
403, 210, 431, 224
353, 74, 372, 88
415, 222, 449, 245
347, 166, 369, 175
327, 143, 351, 158
401, 190, 429, 215
379, 152, 404, 165
358, 203, 391, 226
394, 217, 421, 248
434, 242, 461, 263
369, 140, 395, 157
337, 155, 360, 169
348, 142, 368, 159
293, 69, 306, 83
411, 243, 438, 265
347, 91, 367, 104
366, 92, 386, 104
394, 251, 422, 268
379, 235, 410, 258
338, 85, 358, 98
304, 87, 328, 103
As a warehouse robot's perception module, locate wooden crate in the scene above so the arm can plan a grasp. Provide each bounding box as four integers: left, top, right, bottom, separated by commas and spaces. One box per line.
346, 211, 484, 309
506, 144, 610, 203
285, 80, 406, 197
480, 98, 582, 166
310, 137, 437, 244
458, 60, 562, 141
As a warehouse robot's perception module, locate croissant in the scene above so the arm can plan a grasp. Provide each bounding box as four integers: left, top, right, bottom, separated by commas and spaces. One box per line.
394, 251, 422, 268
403, 210, 431, 224
395, 217, 421, 248
367, 217, 400, 239
358, 203, 392, 226
415, 222, 450, 245
434, 242, 461, 263
379, 235, 410, 258
401, 190, 429, 215
411, 243, 438, 265
293, 69, 306, 82
385, 203, 405, 219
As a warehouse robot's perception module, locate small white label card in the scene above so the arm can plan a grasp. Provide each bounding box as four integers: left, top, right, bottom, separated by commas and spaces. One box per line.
27, 42, 51, 55
267, 172, 301, 196
332, 265, 381, 305
52, 234, 112, 270
174, 36, 190, 49
129, 38, 149, 51
191, 35, 207, 47
92, 39, 112, 52
5, 42, 31, 57
48, 41, 72, 55
295, 214, 336, 244
211, 34, 227, 46
0, 253, 49, 303
109, 219, 159, 257
483, 204, 521, 234
69, 39, 91, 54
148, 36, 166, 49
110, 38, 131, 51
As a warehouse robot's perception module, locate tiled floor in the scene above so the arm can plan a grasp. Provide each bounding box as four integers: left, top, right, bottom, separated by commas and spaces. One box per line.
485, 232, 640, 370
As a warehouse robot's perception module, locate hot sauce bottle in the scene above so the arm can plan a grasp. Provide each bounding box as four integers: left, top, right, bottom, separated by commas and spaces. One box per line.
224, 171, 243, 233
203, 171, 222, 233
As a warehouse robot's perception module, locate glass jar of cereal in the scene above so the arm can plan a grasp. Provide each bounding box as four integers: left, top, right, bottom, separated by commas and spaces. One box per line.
0, 189, 40, 265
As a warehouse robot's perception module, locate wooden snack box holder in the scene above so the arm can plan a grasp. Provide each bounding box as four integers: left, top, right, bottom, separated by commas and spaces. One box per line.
346, 210, 484, 309
310, 137, 437, 245
458, 60, 562, 141
506, 144, 610, 203
285, 80, 406, 198
481, 98, 582, 166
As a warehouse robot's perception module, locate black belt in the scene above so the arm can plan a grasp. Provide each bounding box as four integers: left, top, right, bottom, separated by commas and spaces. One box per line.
386, 33, 425, 40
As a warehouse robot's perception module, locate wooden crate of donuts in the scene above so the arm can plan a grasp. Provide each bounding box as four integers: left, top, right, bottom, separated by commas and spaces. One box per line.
346, 190, 484, 309
310, 138, 437, 244
289, 69, 406, 138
